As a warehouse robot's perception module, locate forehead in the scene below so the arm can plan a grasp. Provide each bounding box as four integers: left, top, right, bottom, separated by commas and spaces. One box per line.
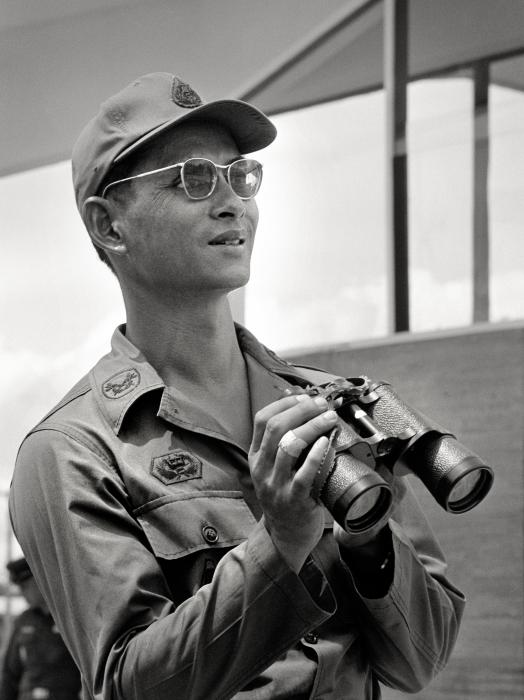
145, 121, 241, 168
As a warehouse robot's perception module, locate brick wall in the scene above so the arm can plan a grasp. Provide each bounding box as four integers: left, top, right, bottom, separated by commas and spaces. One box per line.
287, 321, 524, 699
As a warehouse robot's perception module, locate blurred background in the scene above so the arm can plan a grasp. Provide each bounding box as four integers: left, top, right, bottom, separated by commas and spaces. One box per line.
1, 1, 523, 697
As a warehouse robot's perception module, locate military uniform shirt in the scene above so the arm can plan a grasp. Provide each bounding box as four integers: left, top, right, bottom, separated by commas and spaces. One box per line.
10, 325, 465, 700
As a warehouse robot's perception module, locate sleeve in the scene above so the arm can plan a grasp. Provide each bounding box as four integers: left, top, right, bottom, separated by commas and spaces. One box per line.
0, 622, 23, 700
339, 475, 466, 693
9, 428, 336, 700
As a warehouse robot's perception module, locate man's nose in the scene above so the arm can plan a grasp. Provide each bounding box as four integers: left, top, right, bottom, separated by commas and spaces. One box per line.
211, 174, 246, 218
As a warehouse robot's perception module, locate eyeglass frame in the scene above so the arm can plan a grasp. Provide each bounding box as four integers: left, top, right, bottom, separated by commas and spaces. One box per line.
100, 157, 263, 200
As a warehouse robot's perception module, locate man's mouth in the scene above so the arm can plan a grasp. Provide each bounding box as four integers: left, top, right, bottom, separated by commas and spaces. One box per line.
212, 239, 243, 246
209, 233, 246, 246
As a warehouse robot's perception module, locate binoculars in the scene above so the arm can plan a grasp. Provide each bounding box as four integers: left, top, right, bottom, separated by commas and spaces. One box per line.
307, 377, 494, 534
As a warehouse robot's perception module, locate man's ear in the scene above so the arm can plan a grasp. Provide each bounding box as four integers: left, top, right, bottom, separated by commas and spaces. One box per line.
82, 196, 127, 257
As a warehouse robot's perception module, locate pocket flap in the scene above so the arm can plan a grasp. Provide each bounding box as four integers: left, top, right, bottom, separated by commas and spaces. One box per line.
136, 490, 257, 560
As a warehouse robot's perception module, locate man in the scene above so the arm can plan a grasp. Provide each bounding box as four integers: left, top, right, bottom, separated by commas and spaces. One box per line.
10, 72, 465, 699
0, 557, 81, 700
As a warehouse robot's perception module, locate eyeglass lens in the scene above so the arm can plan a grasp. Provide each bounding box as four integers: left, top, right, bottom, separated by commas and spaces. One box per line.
181, 159, 262, 200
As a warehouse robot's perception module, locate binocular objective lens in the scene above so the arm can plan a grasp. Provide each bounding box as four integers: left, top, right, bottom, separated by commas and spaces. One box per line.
447, 467, 493, 513
345, 485, 391, 533
348, 488, 382, 520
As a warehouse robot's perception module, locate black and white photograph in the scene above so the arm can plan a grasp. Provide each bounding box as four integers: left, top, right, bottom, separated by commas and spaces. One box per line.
1, 2, 523, 698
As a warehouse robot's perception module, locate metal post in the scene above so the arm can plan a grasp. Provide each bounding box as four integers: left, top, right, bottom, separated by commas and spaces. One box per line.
473, 60, 490, 323
384, 0, 409, 332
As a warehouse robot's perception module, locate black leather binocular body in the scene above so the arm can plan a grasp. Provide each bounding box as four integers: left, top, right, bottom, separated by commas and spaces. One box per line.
307, 377, 494, 534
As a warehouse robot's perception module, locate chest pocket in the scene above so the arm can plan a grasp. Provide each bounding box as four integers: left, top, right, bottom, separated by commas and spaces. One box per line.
135, 490, 257, 560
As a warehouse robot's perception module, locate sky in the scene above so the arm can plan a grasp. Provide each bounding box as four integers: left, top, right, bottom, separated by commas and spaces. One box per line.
1, 77, 523, 506
249, 78, 524, 345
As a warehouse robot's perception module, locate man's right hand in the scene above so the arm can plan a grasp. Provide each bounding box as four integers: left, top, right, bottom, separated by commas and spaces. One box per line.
248, 394, 339, 573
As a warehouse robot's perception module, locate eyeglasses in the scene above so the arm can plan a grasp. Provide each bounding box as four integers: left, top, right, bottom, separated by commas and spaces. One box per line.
101, 157, 263, 200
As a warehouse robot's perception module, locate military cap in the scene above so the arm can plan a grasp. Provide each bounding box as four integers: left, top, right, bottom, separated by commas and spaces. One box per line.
6, 556, 33, 585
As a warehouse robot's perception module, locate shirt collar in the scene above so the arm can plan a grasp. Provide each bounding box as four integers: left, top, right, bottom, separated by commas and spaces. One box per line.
91, 325, 165, 434
91, 323, 316, 437
234, 324, 316, 385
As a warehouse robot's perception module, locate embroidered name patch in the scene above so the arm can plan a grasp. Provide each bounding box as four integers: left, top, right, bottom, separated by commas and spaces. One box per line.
152, 450, 202, 485
102, 368, 140, 399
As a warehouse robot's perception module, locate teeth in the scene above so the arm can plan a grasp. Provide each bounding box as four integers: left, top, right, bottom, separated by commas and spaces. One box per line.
216, 239, 242, 245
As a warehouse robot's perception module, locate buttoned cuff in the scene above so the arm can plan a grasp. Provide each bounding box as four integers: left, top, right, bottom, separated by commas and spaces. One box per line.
248, 521, 337, 620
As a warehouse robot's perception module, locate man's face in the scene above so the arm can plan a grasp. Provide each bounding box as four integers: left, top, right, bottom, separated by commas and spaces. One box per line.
110, 122, 260, 298
19, 577, 49, 613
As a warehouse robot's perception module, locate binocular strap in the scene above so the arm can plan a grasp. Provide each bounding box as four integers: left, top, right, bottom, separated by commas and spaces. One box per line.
311, 427, 339, 501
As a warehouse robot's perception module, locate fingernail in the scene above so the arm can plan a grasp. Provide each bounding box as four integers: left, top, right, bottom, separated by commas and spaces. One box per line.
323, 410, 338, 422
314, 396, 328, 408
314, 435, 329, 451
296, 394, 310, 402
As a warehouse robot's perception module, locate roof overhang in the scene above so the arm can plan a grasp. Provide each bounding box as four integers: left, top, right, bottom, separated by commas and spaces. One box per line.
2, 0, 524, 179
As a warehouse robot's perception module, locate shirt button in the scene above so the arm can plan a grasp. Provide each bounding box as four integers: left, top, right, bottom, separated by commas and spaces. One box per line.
303, 632, 318, 645
202, 525, 219, 544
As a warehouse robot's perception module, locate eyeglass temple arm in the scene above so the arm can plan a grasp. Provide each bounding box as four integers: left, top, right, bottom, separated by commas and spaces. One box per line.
101, 162, 184, 198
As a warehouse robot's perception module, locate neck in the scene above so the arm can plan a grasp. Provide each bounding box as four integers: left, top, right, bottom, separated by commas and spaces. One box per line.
123, 288, 244, 388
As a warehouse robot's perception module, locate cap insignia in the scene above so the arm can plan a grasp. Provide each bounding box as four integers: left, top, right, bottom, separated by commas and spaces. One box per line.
171, 76, 203, 108
151, 450, 202, 485
102, 368, 140, 399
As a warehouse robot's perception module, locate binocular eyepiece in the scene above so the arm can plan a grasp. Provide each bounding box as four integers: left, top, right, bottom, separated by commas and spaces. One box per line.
307, 377, 494, 534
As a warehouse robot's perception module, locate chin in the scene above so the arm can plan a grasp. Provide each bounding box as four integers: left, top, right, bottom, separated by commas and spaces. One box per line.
219, 279, 249, 296
217, 265, 251, 291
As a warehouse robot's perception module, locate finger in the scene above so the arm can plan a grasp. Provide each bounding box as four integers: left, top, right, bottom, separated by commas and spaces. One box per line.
292, 435, 330, 494
288, 409, 339, 449
273, 409, 338, 470
262, 430, 309, 490
282, 386, 309, 397
251, 395, 309, 453
266, 429, 324, 492
277, 429, 309, 460
252, 394, 328, 455
258, 396, 332, 461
